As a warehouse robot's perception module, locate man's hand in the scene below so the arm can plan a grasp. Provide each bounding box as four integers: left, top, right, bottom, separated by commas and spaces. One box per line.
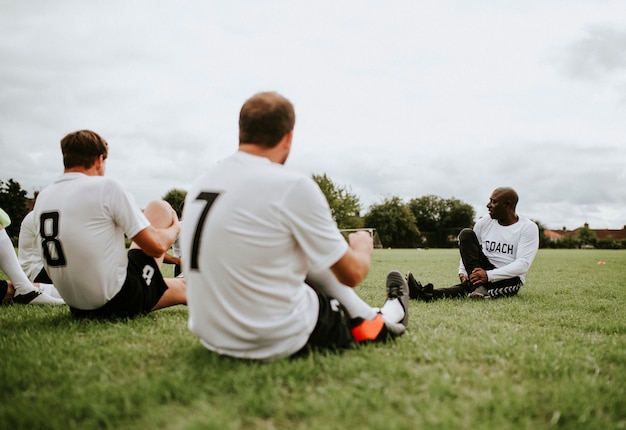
331, 230, 373, 287
469, 268, 488, 286
347, 230, 373, 254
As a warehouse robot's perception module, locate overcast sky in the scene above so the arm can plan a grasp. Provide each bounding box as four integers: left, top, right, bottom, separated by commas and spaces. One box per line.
1, 0, 625, 230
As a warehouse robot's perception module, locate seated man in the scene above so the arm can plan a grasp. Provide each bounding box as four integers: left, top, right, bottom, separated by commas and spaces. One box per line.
182, 92, 409, 361
0, 207, 64, 305
33, 130, 186, 318
19, 209, 54, 284
407, 187, 539, 301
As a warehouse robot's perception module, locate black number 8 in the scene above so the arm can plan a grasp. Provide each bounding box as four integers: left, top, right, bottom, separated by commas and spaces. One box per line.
40, 212, 67, 267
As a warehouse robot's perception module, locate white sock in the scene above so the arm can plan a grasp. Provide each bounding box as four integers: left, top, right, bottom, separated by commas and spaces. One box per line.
380, 298, 405, 324
306, 268, 378, 320
0, 229, 37, 296
38, 283, 63, 299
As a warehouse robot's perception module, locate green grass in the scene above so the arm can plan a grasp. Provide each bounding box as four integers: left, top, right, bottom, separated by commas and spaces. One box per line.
1, 249, 625, 429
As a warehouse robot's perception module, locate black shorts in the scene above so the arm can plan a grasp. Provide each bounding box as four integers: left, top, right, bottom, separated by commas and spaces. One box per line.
292, 289, 357, 357
70, 249, 169, 319
33, 267, 53, 284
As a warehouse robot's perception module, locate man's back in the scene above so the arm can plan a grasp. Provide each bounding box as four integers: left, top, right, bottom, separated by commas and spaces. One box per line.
34, 172, 148, 309
182, 151, 348, 360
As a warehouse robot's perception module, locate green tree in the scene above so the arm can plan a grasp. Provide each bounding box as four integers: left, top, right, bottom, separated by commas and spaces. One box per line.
441, 198, 475, 229
364, 196, 420, 248
163, 188, 187, 218
407, 195, 475, 247
577, 223, 597, 248
407, 195, 444, 232
312, 173, 363, 229
532, 219, 549, 249
0, 179, 29, 241
557, 235, 579, 249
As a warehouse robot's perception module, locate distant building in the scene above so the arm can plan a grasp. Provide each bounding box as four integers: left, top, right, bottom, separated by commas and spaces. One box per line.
543, 229, 565, 241
590, 228, 626, 242
543, 225, 626, 245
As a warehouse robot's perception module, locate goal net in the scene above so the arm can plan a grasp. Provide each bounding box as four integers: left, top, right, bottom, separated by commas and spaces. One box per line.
339, 228, 383, 249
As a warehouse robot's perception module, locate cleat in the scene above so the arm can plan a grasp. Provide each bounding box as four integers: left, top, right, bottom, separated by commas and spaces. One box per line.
351, 314, 386, 342
382, 317, 407, 338
406, 271, 423, 300
386, 270, 409, 327
13, 290, 65, 305
351, 313, 406, 341
423, 283, 434, 298
406, 272, 434, 302
470, 286, 489, 299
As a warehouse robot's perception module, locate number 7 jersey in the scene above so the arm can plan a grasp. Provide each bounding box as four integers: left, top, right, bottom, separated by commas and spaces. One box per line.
181, 151, 348, 361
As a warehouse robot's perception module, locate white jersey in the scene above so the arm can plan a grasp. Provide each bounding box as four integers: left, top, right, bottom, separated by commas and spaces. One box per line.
33, 173, 150, 309
182, 151, 349, 361
18, 211, 44, 281
459, 215, 539, 284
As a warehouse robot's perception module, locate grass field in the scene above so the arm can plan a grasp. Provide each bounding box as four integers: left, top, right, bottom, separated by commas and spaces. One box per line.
1, 249, 625, 429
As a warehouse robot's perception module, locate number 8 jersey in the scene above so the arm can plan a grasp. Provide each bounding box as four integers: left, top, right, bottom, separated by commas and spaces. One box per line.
33, 172, 150, 310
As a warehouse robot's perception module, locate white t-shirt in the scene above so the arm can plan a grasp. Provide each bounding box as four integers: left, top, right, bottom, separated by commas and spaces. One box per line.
459, 215, 539, 284
18, 211, 44, 281
33, 173, 150, 309
182, 151, 349, 361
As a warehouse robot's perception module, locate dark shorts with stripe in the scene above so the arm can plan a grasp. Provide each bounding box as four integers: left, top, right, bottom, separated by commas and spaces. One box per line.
292, 289, 357, 357
70, 249, 168, 319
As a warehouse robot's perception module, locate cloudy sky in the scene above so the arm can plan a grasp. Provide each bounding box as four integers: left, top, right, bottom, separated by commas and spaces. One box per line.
1, 0, 625, 230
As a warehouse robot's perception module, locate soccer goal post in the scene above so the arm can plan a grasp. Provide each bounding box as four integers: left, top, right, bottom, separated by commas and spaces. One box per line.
339, 228, 383, 249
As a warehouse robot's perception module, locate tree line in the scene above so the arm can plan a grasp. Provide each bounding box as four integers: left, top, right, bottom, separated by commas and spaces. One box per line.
4, 176, 623, 249
310, 175, 626, 249
313, 174, 474, 248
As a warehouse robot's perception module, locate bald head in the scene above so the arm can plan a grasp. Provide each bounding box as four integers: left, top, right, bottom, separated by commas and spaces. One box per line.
487, 187, 520, 225
492, 187, 518, 209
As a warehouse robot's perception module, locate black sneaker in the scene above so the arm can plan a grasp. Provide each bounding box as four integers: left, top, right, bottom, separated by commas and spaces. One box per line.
422, 282, 434, 300
386, 270, 409, 327
406, 272, 423, 299
406, 272, 434, 302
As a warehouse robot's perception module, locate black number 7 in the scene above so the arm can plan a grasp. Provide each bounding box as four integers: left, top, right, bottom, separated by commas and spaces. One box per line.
190, 192, 220, 270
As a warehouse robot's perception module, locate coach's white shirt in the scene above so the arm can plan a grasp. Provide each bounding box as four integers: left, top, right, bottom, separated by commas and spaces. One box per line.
34, 173, 150, 309
459, 215, 539, 284
182, 152, 348, 361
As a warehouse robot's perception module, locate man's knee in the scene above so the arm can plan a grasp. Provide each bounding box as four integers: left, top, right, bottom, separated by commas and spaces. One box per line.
458, 228, 476, 243
143, 200, 176, 227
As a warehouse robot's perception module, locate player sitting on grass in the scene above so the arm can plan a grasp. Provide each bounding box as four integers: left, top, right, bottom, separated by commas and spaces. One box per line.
406, 187, 539, 301
0, 207, 64, 305
32, 130, 186, 319
182, 92, 409, 361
